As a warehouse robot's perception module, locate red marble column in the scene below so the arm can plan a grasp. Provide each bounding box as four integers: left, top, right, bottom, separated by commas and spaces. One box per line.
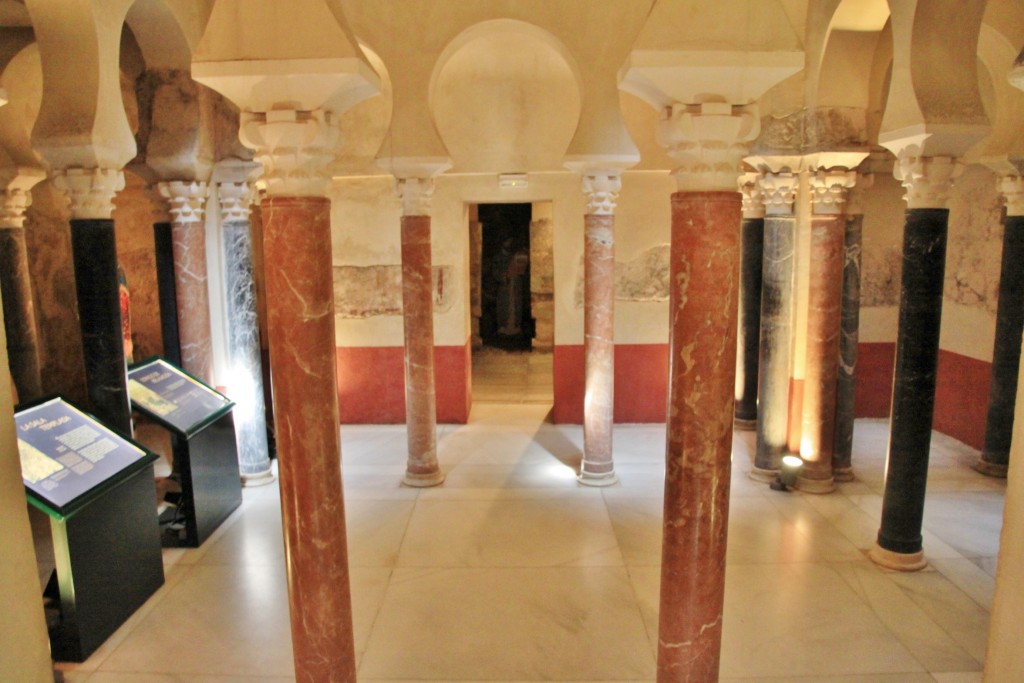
160, 181, 213, 384
401, 213, 444, 486
797, 216, 844, 491
261, 196, 356, 682
658, 191, 740, 682
798, 172, 854, 493
581, 210, 617, 484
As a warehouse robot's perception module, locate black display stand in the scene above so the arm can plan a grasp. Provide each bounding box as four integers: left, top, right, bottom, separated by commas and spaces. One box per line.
15, 397, 164, 662
127, 357, 242, 547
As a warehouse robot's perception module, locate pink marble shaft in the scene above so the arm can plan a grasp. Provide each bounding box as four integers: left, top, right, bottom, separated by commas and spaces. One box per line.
799, 214, 845, 487
583, 213, 615, 475
261, 196, 356, 683
171, 220, 214, 383
658, 192, 740, 683
401, 215, 442, 483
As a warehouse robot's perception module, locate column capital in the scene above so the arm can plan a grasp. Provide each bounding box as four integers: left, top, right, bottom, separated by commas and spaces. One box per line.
894, 153, 961, 210
809, 169, 857, 215
1000, 176, 1024, 217
240, 109, 338, 197
395, 177, 435, 217
158, 180, 209, 224
657, 101, 760, 192
578, 171, 622, 216
738, 172, 765, 219
757, 172, 799, 216
213, 159, 261, 222
0, 168, 46, 228
53, 167, 125, 220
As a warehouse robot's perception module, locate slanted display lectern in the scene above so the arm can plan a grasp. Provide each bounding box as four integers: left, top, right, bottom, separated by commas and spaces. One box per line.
128, 357, 242, 547
16, 397, 164, 662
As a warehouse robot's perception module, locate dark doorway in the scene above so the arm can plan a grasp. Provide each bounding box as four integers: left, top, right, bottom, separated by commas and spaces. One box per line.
479, 203, 533, 350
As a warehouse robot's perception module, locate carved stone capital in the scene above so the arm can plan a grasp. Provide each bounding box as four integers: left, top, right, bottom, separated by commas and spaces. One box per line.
580, 172, 621, 215
809, 170, 857, 215
738, 172, 765, 219
0, 169, 46, 229
657, 101, 760, 192
53, 167, 126, 220
158, 180, 209, 224
1000, 176, 1024, 217
218, 181, 256, 222
757, 172, 799, 216
396, 177, 435, 216
894, 153, 960, 209
239, 109, 338, 197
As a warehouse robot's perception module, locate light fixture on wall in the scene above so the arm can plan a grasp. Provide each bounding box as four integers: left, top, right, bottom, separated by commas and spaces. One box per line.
769, 454, 804, 492
499, 173, 528, 190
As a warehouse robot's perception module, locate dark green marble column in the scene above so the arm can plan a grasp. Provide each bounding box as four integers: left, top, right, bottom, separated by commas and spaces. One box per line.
872, 204, 949, 570
735, 181, 765, 429
976, 190, 1024, 478
71, 218, 132, 436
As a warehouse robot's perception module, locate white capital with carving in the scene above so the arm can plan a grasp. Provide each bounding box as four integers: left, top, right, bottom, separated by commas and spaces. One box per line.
396, 177, 435, 216
240, 109, 338, 197
1000, 176, 1024, 217
658, 101, 760, 192
738, 172, 765, 219
159, 181, 208, 224
809, 170, 857, 215
53, 168, 126, 220
757, 172, 799, 216
218, 181, 256, 222
0, 170, 46, 229
894, 153, 960, 209
581, 172, 621, 215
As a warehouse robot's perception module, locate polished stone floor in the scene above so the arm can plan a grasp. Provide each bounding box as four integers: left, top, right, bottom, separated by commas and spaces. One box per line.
54, 350, 1004, 682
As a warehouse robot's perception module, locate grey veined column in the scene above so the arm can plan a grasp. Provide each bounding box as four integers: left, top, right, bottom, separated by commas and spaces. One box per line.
833, 174, 873, 481
751, 171, 798, 481
217, 171, 273, 486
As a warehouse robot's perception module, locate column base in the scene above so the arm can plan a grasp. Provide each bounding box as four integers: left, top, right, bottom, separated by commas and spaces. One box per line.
868, 543, 928, 572
972, 457, 1008, 478
402, 469, 446, 488
241, 468, 276, 487
832, 467, 856, 483
795, 474, 835, 494
748, 466, 779, 484
733, 417, 757, 431
577, 470, 619, 487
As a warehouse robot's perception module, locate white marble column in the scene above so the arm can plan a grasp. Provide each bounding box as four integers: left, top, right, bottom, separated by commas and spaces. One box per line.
217, 167, 274, 486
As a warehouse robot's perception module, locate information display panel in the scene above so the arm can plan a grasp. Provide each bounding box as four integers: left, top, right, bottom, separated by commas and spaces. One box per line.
16, 398, 157, 517
127, 358, 233, 435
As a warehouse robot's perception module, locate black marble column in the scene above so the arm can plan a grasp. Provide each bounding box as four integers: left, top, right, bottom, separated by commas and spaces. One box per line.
0, 225, 43, 402
71, 219, 132, 436
976, 214, 1024, 477
873, 208, 948, 566
154, 222, 182, 368
753, 213, 795, 479
832, 213, 863, 480
735, 215, 764, 429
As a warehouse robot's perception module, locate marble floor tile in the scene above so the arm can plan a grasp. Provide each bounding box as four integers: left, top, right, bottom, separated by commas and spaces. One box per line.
346, 499, 416, 567
97, 564, 295, 678
357, 567, 654, 681
396, 498, 623, 567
